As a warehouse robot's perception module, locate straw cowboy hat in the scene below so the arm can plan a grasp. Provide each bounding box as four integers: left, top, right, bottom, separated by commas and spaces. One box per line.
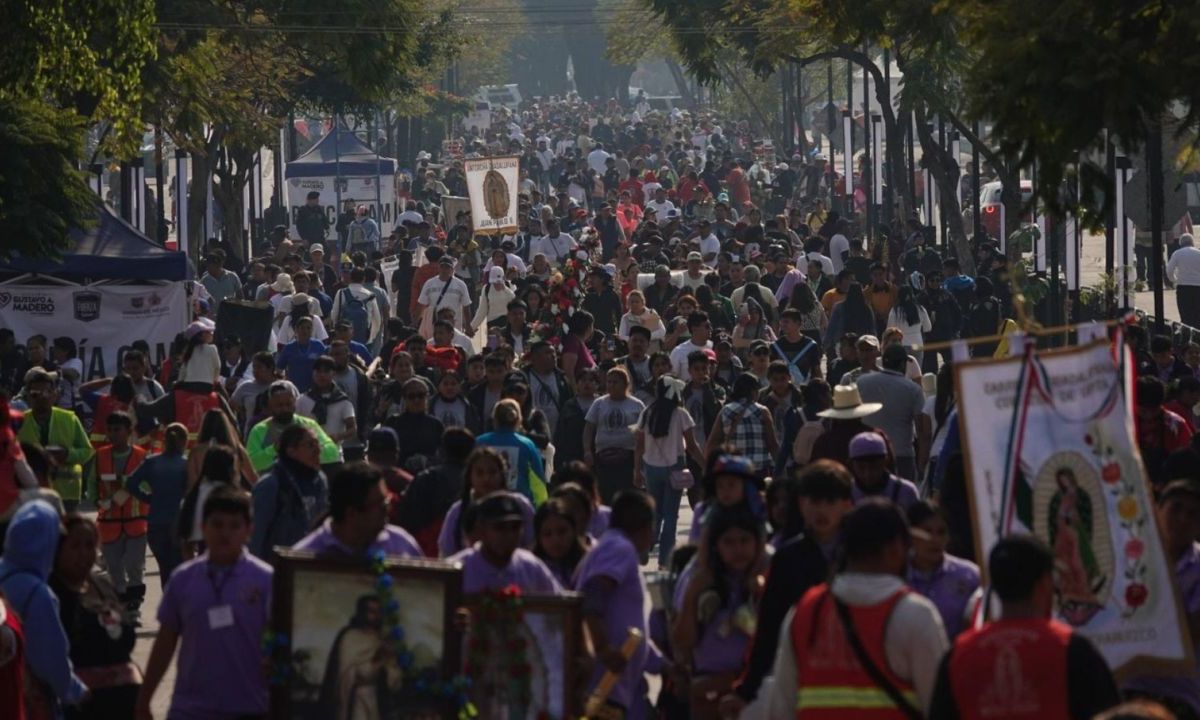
817, 384, 883, 420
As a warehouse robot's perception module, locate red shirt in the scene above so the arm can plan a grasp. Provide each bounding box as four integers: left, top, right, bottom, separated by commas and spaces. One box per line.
618, 179, 645, 207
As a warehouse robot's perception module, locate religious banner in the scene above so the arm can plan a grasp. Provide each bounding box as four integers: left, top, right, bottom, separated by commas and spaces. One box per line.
0, 282, 189, 381
464, 156, 519, 236
956, 338, 1194, 678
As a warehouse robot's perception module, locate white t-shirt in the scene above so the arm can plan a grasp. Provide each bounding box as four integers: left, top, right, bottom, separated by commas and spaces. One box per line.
178, 343, 221, 384
296, 394, 355, 461
533, 234, 577, 265
669, 339, 714, 379
829, 233, 850, 273
276, 315, 329, 347
644, 199, 675, 223
587, 148, 611, 174
417, 275, 472, 325
699, 234, 721, 266
585, 395, 646, 452
638, 405, 695, 468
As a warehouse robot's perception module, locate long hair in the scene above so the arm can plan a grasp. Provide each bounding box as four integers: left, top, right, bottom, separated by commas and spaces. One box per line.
703, 503, 765, 609
841, 283, 874, 331
789, 281, 818, 315
646, 377, 681, 439
533, 498, 587, 578
182, 332, 206, 363
897, 286, 920, 326
453, 447, 510, 552
197, 409, 238, 447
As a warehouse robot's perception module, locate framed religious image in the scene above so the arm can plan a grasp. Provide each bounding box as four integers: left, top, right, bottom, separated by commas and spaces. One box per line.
462, 590, 584, 720
269, 549, 464, 720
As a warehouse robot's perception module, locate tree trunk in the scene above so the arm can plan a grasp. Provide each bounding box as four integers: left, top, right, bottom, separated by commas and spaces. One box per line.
665, 60, 697, 110
915, 106, 974, 276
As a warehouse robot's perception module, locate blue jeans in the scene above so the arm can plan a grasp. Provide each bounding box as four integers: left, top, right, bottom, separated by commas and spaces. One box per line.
645, 460, 684, 567
147, 524, 182, 591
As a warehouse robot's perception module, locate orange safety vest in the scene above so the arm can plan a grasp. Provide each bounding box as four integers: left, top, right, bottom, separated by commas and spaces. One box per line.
790, 583, 916, 718
947, 618, 1072, 720
95, 445, 149, 543
89, 395, 131, 447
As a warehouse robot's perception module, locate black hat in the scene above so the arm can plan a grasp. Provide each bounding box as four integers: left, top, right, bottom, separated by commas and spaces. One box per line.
475, 492, 525, 524
368, 427, 399, 455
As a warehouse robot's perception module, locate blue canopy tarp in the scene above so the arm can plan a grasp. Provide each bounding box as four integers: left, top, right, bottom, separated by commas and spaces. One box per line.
0, 203, 191, 281
285, 128, 396, 179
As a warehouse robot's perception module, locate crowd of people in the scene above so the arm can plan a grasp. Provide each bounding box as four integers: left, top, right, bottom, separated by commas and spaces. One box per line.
1, 93, 1199, 720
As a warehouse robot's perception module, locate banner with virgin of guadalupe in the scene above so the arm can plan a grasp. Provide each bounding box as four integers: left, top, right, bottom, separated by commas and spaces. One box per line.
956, 336, 1193, 678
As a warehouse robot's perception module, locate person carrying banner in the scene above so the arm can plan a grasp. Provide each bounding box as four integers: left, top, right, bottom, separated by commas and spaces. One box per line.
762, 497, 948, 718
928, 534, 1120, 719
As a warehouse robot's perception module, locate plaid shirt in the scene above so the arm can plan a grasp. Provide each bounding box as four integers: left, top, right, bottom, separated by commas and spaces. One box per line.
719, 400, 774, 471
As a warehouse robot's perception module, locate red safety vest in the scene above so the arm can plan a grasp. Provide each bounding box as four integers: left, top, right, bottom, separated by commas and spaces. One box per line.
0, 601, 24, 720
790, 583, 916, 718
172, 388, 219, 444
95, 445, 149, 543
947, 618, 1073, 720
89, 395, 130, 446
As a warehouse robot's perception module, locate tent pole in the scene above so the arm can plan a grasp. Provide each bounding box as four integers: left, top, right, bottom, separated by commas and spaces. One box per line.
175, 150, 189, 257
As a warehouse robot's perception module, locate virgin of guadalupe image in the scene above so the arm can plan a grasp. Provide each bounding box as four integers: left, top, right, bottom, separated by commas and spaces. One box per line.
317, 595, 403, 720
1047, 468, 1107, 624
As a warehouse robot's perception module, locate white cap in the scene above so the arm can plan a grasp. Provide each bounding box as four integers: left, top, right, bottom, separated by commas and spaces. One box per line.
488, 266, 505, 283
309, 243, 325, 255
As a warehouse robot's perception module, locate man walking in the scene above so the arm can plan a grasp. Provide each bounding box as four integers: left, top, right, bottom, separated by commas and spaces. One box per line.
1167, 233, 1200, 327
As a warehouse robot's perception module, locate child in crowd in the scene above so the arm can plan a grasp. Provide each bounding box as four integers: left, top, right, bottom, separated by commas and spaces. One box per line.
553, 461, 612, 537
451, 492, 562, 594
439, 447, 533, 557
689, 452, 764, 544
575, 490, 662, 718
533, 498, 588, 589
551, 482, 598, 546
672, 505, 768, 719
429, 370, 482, 435
127, 422, 189, 590
94, 410, 150, 619
137, 486, 272, 720
906, 499, 980, 639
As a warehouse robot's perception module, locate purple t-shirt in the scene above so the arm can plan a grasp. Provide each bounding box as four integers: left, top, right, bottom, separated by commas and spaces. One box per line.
589, 504, 612, 538
561, 334, 596, 378
906, 553, 980, 638
852, 474, 921, 514
1123, 542, 1200, 711
449, 547, 563, 595
574, 529, 649, 710
437, 495, 535, 557
293, 520, 421, 559
671, 562, 753, 675
157, 550, 273, 719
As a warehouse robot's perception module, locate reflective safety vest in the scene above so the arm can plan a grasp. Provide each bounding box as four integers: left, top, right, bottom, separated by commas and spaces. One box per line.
89, 395, 131, 447
947, 618, 1072, 720
95, 445, 148, 543
173, 389, 219, 445
790, 583, 916, 718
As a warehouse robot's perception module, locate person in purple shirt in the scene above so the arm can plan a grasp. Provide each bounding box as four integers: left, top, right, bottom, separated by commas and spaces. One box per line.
533, 498, 589, 589
293, 462, 421, 559
136, 486, 272, 720
439, 447, 534, 557
671, 505, 768, 706
906, 500, 980, 639
575, 490, 663, 717
1124, 479, 1200, 715
551, 461, 613, 540
848, 431, 920, 513
450, 493, 562, 595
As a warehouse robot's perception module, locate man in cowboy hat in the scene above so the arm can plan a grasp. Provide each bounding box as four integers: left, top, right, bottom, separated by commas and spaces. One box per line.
809, 384, 895, 470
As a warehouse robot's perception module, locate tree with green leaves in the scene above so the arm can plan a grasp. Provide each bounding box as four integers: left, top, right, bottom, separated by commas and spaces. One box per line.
0, 0, 156, 259
149, 0, 461, 257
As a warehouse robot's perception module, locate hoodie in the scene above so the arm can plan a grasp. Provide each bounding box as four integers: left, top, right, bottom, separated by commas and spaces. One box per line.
0, 500, 87, 712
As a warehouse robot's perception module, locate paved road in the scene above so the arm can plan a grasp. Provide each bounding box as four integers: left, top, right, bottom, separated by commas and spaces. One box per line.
131, 230, 1173, 714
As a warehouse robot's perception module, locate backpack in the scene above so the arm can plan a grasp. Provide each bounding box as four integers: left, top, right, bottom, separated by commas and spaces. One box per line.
339, 288, 372, 343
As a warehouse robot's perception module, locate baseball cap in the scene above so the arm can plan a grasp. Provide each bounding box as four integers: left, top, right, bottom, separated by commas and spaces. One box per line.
857, 334, 880, 349
711, 454, 758, 480
309, 243, 325, 255
848, 431, 888, 459
475, 492, 525, 525
368, 427, 399, 455
687, 251, 703, 262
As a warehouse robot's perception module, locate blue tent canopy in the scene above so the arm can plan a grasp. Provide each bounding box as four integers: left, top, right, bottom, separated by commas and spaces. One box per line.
285, 128, 396, 178
0, 203, 191, 282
